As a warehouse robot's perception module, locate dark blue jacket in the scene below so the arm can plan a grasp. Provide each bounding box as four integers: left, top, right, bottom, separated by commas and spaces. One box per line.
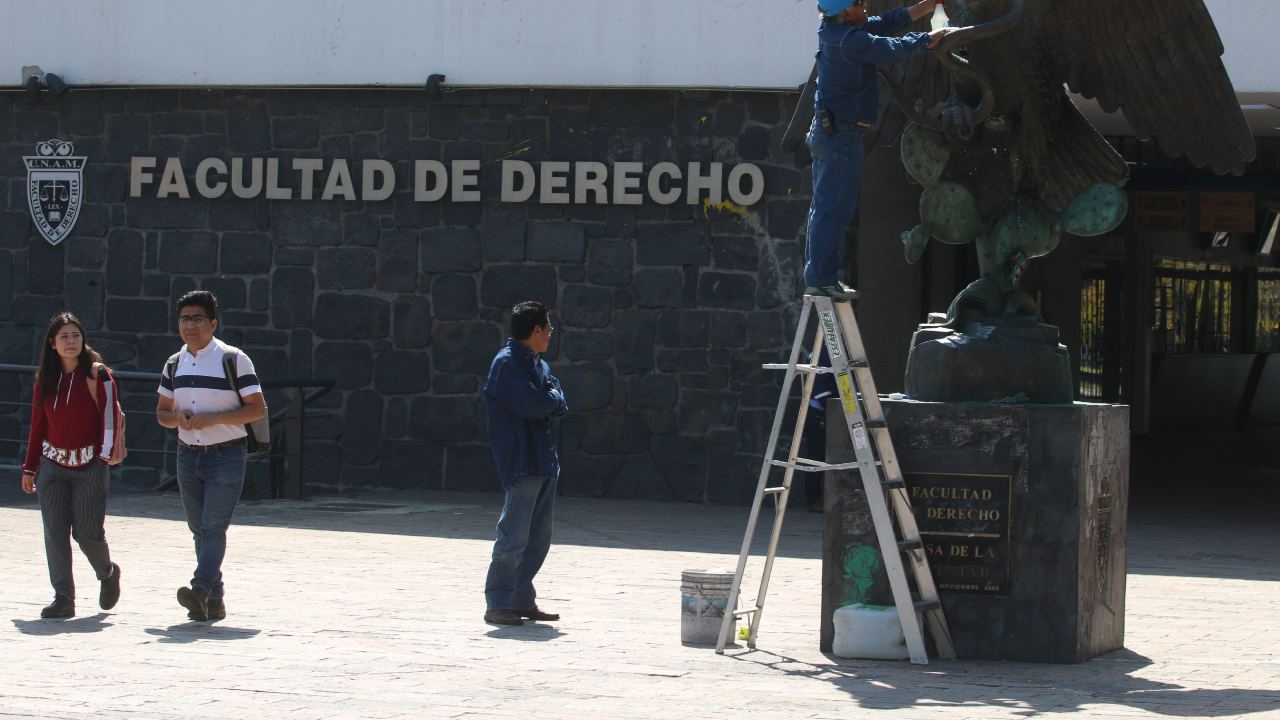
815, 8, 931, 127
483, 339, 568, 489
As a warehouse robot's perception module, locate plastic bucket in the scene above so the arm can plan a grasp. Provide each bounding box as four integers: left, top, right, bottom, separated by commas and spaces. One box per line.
681, 569, 736, 645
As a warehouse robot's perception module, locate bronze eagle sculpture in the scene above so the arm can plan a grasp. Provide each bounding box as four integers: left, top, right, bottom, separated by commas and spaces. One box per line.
783, 0, 1256, 401
787, 0, 1255, 320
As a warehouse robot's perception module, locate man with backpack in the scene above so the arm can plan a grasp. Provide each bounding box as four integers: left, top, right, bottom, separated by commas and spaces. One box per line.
155, 290, 266, 622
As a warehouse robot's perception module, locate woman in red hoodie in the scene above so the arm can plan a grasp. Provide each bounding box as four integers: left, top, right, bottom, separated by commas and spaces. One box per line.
20, 312, 123, 619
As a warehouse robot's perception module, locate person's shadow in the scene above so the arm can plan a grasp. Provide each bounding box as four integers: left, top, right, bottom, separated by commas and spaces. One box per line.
484, 624, 566, 642
143, 622, 261, 644
12, 613, 112, 635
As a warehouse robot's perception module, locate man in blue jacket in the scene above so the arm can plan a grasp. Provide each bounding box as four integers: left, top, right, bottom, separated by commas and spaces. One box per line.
805, 0, 949, 299
483, 300, 569, 626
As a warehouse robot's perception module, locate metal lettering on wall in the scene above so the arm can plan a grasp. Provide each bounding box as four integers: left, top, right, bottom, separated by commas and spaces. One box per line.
23, 140, 86, 247
128, 157, 765, 207
906, 471, 1011, 596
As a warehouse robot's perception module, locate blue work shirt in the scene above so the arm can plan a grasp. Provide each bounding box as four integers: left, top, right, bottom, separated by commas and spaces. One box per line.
483, 339, 569, 489
814, 7, 932, 127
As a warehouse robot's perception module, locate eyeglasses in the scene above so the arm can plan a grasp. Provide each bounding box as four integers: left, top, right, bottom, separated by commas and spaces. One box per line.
178, 314, 210, 327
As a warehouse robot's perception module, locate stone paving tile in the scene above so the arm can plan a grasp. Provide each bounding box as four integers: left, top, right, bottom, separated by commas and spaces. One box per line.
0, 489, 1277, 720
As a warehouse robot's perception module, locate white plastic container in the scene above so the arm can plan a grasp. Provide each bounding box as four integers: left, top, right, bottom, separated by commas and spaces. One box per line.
831, 603, 910, 660
930, 3, 950, 32
680, 569, 736, 645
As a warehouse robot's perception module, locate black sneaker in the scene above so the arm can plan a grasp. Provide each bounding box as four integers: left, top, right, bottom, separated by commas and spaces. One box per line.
99, 563, 121, 611
177, 585, 209, 621
41, 594, 75, 619
483, 608, 523, 626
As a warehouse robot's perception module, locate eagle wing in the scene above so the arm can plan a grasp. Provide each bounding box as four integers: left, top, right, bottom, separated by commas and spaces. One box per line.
1049, 0, 1255, 175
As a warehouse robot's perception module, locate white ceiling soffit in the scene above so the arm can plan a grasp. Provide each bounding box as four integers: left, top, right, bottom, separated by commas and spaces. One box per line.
0, 0, 1274, 103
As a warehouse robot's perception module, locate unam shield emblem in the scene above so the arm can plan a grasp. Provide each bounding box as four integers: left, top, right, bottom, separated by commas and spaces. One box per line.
24, 139, 87, 246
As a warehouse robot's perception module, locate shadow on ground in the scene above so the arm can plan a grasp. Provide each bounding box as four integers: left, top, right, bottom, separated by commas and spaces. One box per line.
483, 625, 566, 642
11, 613, 112, 635
2, 478, 1276, 576
143, 623, 262, 644
728, 648, 1280, 717
0, 487, 825, 559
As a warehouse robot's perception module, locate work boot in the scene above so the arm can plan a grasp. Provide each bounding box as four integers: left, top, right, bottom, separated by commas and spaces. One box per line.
804, 283, 860, 302
483, 608, 523, 626
41, 594, 75, 619
201, 598, 226, 621
177, 585, 209, 621
99, 563, 121, 611
516, 606, 560, 622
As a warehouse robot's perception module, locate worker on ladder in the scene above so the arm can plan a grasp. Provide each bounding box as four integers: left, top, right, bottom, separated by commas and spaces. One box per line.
804, 0, 950, 299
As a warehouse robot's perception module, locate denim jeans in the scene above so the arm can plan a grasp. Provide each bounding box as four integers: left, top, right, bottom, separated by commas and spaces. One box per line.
805, 116, 865, 288
176, 443, 246, 599
485, 474, 557, 610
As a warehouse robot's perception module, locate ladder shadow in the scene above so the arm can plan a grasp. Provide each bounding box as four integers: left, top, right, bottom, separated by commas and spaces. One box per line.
723, 648, 1280, 716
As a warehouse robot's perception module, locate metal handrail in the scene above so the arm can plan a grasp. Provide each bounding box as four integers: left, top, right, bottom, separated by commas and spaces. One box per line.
0, 363, 335, 499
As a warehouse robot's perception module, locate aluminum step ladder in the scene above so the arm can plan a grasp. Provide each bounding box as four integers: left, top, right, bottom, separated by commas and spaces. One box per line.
714, 293, 955, 664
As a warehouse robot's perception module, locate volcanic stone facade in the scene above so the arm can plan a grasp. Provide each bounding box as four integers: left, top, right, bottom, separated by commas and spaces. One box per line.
0, 87, 813, 503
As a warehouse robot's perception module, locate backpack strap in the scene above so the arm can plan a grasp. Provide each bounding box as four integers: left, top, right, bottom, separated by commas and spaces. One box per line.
221, 348, 246, 404
163, 352, 181, 393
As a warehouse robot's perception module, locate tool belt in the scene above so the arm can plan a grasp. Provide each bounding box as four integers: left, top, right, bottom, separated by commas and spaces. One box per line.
178, 437, 246, 453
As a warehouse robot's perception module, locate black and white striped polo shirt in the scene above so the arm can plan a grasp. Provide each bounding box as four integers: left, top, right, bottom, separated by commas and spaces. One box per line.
157, 337, 262, 446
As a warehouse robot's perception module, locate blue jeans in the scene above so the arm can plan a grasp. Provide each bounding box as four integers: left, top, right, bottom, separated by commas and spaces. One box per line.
485, 474, 557, 610
176, 443, 246, 599
805, 116, 865, 288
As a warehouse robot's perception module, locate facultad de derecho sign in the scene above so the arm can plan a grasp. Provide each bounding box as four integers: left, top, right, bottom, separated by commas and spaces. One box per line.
129, 156, 766, 207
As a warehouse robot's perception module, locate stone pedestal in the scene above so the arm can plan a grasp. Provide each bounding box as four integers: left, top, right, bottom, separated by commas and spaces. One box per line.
821, 399, 1129, 663
904, 319, 1074, 403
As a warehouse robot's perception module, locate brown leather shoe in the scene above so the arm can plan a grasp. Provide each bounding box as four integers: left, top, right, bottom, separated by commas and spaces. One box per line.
194, 597, 226, 621
484, 608, 523, 626
516, 607, 560, 622
177, 586, 209, 621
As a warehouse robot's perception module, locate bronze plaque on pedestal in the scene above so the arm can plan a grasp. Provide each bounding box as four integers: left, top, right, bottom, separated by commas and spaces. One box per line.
906, 472, 1011, 596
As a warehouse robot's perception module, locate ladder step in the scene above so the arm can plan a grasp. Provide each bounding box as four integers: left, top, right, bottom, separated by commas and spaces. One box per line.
849, 360, 869, 368
769, 459, 877, 472
732, 606, 760, 618
761, 363, 836, 374
882, 477, 905, 489
914, 599, 942, 614
897, 538, 923, 553
762, 486, 787, 496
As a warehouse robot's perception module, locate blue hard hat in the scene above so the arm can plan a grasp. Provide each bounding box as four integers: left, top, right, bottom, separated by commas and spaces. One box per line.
818, 0, 856, 14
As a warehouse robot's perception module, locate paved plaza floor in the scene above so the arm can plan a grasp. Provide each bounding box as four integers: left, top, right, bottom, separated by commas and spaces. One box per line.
0, 486, 1276, 720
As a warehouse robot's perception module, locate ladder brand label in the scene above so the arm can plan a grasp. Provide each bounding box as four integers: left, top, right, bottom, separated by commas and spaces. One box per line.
835, 372, 857, 416
820, 311, 843, 359
851, 422, 868, 450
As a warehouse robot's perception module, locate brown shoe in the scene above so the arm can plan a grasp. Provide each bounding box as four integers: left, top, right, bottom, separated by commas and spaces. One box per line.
198, 598, 226, 621
484, 608, 523, 626
516, 607, 560, 622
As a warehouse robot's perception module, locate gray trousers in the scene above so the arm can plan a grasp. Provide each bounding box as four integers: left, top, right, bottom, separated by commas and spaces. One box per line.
36, 461, 113, 598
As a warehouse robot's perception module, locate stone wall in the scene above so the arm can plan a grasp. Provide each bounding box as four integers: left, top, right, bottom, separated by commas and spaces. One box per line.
0, 87, 814, 503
